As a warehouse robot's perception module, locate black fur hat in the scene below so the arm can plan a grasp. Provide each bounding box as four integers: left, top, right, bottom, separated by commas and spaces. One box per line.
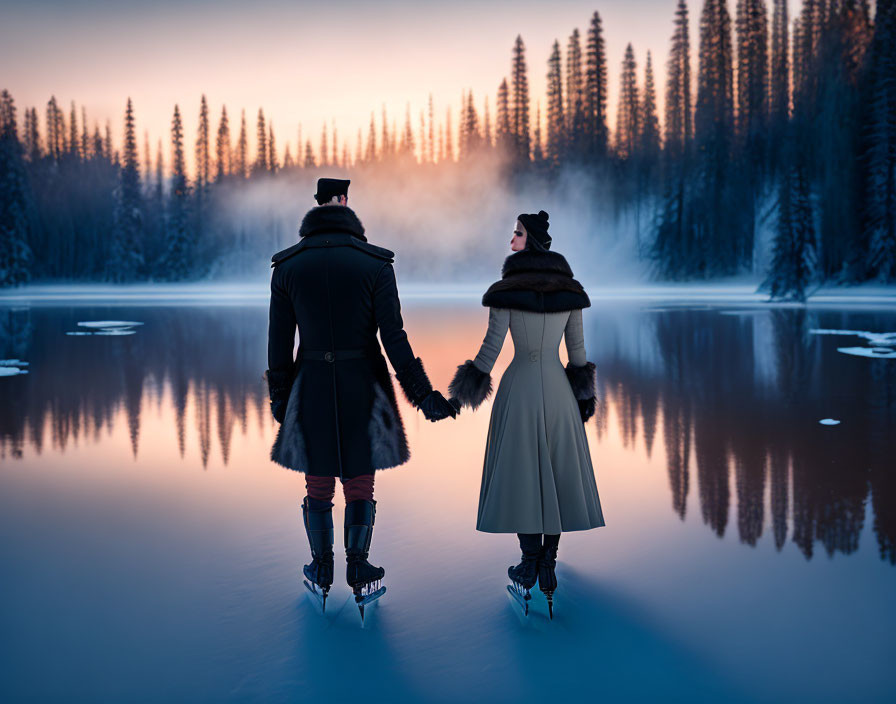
518, 210, 551, 250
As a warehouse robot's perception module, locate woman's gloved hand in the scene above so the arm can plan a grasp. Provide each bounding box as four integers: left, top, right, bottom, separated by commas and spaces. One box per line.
419, 390, 458, 421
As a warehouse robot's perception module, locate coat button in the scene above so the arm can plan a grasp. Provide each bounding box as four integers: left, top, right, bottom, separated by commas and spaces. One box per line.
324, 352, 335, 362
529, 351, 538, 362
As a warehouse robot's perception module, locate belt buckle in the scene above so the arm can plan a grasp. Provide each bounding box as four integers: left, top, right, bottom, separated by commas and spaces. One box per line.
324, 351, 335, 363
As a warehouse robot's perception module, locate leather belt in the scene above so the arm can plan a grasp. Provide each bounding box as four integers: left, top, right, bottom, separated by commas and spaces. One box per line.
303, 349, 367, 363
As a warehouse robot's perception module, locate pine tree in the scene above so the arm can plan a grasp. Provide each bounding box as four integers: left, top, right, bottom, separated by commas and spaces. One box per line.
381, 105, 390, 157
304, 140, 316, 168
0, 90, 34, 285
483, 96, 492, 147
640, 52, 662, 158
366, 112, 377, 162
694, 0, 737, 274
585, 11, 610, 159
80, 105, 90, 159
546, 41, 566, 163
496, 78, 511, 153
196, 94, 210, 190
268, 124, 279, 173
215, 105, 230, 181
735, 0, 769, 267
23, 106, 41, 162
109, 98, 144, 280
566, 28, 586, 158
254, 108, 268, 174
770, 0, 790, 136
444, 108, 454, 161
616, 44, 640, 159
864, 0, 896, 280
282, 144, 293, 169
533, 102, 544, 162
68, 101, 79, 159
331, 123, 338, 165
401, 103, 415, 156
427, 93, 436, 164
511, 35, 531, 161
163, 104, 191, 279
234, 110, 248, 178
653, 0, 695, 278
665, 0, 693, 154
46, 96, 63, 161
764, 126, 816, 300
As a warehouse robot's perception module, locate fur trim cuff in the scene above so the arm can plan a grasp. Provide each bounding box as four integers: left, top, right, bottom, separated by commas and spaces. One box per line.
395, 357, 433, 406
448, 360, 493, 410
565, 361, 596, 401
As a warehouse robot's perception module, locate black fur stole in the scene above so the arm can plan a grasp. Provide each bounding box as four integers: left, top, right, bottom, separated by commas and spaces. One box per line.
481, 249, 590, 312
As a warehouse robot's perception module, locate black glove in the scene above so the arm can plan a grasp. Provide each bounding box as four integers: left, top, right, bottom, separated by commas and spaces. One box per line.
419, 390, 457, 422
265, 369, 292, 424
578, 397, 596, 423
271, 397, 288, 424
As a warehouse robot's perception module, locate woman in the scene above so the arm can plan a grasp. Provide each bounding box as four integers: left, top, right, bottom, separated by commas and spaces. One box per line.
448, 210, 604, 615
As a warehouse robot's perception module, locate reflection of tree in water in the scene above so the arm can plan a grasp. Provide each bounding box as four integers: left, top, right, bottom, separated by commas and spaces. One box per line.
0, 306, 269, 467
591, 307, 896, 564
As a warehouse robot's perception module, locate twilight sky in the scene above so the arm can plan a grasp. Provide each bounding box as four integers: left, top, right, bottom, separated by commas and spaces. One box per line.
2, 0, 802, 172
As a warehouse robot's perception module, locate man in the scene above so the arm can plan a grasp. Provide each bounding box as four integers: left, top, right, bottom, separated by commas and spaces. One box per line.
266, 177, 456, 615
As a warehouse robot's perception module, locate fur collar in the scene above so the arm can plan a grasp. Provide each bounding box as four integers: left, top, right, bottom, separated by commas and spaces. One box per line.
501, 249, 574, 278
298, 204, 367, 241
482, 249, 590, 312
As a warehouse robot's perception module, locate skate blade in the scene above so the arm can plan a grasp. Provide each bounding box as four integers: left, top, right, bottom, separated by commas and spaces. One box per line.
303, 579, 330, 614
353, 584, 387, 626
506, 583, 532, 619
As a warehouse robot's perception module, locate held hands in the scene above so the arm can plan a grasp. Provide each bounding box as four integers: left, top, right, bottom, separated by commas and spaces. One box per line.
419, 390, 458, 422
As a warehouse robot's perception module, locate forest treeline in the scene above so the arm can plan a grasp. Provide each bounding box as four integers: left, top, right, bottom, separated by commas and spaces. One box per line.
1, 0, 894, 298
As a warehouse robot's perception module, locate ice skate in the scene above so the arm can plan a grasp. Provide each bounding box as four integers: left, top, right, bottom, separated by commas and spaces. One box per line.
507, 533, 541, 617
537, 534, 559, 620
345, 498, 386, 623
301, 497, 334, 614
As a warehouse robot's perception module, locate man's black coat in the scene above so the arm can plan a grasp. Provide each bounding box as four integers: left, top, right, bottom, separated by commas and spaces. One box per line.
267, 204, 422, 479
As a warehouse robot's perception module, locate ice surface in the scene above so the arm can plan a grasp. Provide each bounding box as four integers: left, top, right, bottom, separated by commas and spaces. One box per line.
818, 419, 841, 425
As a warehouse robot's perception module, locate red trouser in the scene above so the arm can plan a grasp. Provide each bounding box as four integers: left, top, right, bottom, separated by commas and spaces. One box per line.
305, 474, 375, 503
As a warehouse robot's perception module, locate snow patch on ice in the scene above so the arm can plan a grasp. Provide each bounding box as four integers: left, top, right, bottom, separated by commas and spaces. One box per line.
836, 346, 896, 359
809, 328, 896, 345
810, 329, 896, 359
67, 320, 144, 337
819, 418, 841, 425
0, 359, 29, 377
77, 321, 144, 329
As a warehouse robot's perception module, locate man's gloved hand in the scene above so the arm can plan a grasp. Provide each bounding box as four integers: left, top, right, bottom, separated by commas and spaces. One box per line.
265, 369, 292, 425
271, 397, 288, 424
419, 390, 457, 422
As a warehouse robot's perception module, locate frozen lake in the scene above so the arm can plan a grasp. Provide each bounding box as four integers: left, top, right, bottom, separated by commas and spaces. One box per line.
1, 297, 895, 702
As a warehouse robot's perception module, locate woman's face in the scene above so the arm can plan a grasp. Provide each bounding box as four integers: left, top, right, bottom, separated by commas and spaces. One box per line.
511, 220, 527, 251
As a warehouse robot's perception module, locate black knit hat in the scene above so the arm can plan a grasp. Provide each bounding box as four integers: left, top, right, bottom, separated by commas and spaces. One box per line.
518, 210, 551, 250
314, 177, 350, 205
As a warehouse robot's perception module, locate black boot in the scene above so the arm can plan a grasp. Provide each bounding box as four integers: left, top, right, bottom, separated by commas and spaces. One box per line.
508, 533, 542, 590
344, 499, 385, 590
301, 497, 334, 600
538, 533, 560, 619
